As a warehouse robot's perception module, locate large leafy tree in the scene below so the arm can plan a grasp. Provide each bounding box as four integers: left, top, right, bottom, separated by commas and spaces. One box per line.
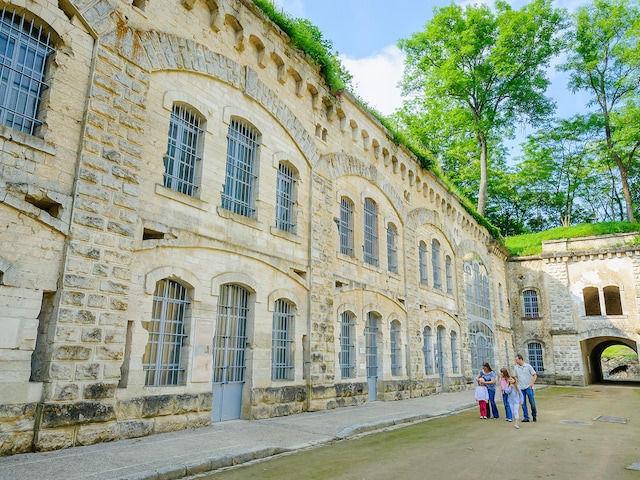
398, 0, 564, 216
561, 0, 640, 222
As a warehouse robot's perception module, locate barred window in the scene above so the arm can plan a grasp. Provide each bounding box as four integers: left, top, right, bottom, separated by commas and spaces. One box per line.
422, 326, 434, 375
271, 299, 294, 380
450, 331, 459, 374
363, 198, 378, 266
445, 255, 453, 294
0, 8, 54, 135
390, 320, 402, 376
222, 119, 258, 217
386, 223, 398, 274
339, 196, 355, 256
275, 162, 296, 233
432, 239, 442, 290
523, 289, 539, 318
419, 241, 428, 284
143, 279, 189, 386
465, 261, 491, 320
528, 342, 544, 372
213, 284, 249, 384
163, 104, 203, 196
340, 311, 355, 378
366, 312, 379, 378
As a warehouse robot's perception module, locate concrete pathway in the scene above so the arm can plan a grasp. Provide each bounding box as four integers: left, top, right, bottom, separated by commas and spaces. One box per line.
0, 390, 475, 480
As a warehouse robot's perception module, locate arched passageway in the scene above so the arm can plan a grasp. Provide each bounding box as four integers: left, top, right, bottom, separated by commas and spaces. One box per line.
582, 337, 639, 384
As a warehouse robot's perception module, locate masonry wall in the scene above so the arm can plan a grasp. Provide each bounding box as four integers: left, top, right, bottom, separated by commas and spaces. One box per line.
0, 0, 512, 455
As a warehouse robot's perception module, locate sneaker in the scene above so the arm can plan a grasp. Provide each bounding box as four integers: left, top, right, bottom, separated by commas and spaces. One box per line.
507, 419, 512, 422
522, 419, 530, 422
515, 425, 519, 429
533, 417, 537, 422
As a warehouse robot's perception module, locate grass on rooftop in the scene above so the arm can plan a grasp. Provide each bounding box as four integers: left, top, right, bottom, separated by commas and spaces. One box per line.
505, 221, 640, 256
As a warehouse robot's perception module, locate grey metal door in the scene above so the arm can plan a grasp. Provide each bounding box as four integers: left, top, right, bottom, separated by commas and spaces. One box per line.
212, 284, 248, 421
436, 326, 446, 391
365, 314, 378, 401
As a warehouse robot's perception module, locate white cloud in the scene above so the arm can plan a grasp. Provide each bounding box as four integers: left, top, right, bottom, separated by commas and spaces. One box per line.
340, 45, 406, 116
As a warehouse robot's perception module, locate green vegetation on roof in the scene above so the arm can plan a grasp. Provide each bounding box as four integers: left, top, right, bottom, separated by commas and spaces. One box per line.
505, 222, 640, 256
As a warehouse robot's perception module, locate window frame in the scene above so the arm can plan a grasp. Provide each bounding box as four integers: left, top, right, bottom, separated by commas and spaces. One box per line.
271, 298, 295, 381
419, 241, 428, 285
386, 222, 398, 274
390, 320, 402, 376
523, 289, 539, 318
432, 239, 442, 290
339, 196, 355, 256
363, 198, 379, 266
527, 342, 544, 373
339, 311, 356, 378
275, 161, 297, 234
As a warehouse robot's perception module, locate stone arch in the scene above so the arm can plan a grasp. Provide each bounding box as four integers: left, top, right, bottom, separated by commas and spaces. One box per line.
144, 266, 204, 301
210, 272, 258, 295
267, 288, 300, 311
582, 335, 639, 384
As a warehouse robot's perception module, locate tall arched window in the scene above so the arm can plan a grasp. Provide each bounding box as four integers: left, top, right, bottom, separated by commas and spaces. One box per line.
432, 239, 442, 290
275, 162, 297, 233
604, 286, 623, 315
450, 331, 459, 374
339, 197, 355, 256
143, 279, 189, 386
465, 260, 491, 320
445, 255, 453, 294
419, 241, 428, 284
0, 8, 54, 135
164, 104, 203, 196
523, 289, 539, 318
221, 119, 259, 217
340, 311, 355, 378
422, 326, 433, 375
390, 320, 402, 376
583, 286, 601, 316
386, 223, 398, 273
527, 342, 544, 372
363, 198, 378, 266
272, 299, 294, 380
469, 321, 494, 374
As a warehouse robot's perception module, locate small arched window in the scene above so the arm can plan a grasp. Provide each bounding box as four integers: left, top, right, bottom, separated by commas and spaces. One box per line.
603, 286, 623, 315
445, 255, 453, 294
528, 342, 544, 372
363, 198, 378, 266
339, 197, 355, 256
164, 104, 204, 197
272, 299, 295, 380
450, 331, 459, 374
221, 119, 259, 217
390, 320, 402, 376
386, 223, 398, 273
419, 241, 428, 284
340, 311, 355, 378
275, 162, 297, 233
432, 239, 442, 290
422, 326, 433, 375
583, 287, 601, 316
523, 289, 539, 318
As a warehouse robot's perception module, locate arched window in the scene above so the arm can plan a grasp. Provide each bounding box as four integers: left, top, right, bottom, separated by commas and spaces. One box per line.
390, 320, 402, 376
339, 197, 355, 256
465, 260, 491, 320
445, 255, 453, 294
272, 299, 294, 380
363, 198, 379, 266
221, 119, 259, 217
432, 239, 442, 290
583, 287, 601, 316
275, 162, 297, 233
340, 311, 355, 378
604, 286, 623, 315
419, 241, 428, 284
523, 289, 539, 318
450, 331, 459, 374
386, 223, 398, 273
143, 279, 189, 386
527, 342, 544, 372
164, 104, 203, 196
0, 8, 54, 135
469, 321, 494, 374
422, 326, 433, 375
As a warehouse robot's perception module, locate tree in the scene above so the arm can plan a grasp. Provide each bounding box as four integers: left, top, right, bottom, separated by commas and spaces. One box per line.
398, 0, 564, 215
561, 0, 640, 222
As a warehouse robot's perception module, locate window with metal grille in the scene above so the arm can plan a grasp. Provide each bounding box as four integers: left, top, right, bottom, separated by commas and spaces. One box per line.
604, 285, 623, 315
523, 289, 539, 318
221, 119, 258, 217
450, 331, 459, 374
272, 299, 294, 380
390, 320, 402, 376
445, 255, 453, 294
213, 284, 249, 384
340, 311, 355, 378
363, 198, 378, 266
0, 8, 53, 135
143, 279, 189, 386
386, 223, 398, 273
432, 239, 442, 290
163, 104, 203, 196
365, 312, 379, 378
275, 162, 296, 233
419, 241, 428, 284
527, 342, 544, 372
469, 321, 494, 374
422, 326, 433, 375
465, 261, 491, 320
339, 196, 355, 256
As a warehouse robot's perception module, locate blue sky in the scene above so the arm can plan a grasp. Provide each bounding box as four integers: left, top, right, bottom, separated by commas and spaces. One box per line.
274, 1, 593, 159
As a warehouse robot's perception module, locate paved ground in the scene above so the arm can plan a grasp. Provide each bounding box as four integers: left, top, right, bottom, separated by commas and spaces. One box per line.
1, 385, 638, 480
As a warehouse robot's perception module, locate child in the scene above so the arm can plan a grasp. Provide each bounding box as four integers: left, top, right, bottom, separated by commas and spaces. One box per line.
505, 376, 524, 428
500, 368, 513, 422
475, 378, 489, 419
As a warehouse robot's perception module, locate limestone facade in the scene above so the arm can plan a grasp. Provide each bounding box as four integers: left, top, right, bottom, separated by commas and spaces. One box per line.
0, 0, 637, 456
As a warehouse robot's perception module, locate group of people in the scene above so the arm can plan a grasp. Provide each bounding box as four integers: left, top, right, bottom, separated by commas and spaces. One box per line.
474, 354, 537, 429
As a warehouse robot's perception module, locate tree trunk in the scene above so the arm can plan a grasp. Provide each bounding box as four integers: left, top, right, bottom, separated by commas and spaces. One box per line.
604, 121, 635, 222
477, 134, 488, 216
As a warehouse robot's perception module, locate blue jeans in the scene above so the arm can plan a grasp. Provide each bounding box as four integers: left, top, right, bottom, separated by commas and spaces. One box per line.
521, 387, 537, 420
502, 392, 512, 420
486, 388, 499, 418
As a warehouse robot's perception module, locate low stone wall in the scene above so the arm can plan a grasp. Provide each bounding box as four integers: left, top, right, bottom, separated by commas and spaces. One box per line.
0, 403, 38, 455
308, 382, 367, 411
250, 386, 307, 419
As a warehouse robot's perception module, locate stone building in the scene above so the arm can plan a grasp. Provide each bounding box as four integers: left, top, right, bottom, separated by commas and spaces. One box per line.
0, 0, 637, 456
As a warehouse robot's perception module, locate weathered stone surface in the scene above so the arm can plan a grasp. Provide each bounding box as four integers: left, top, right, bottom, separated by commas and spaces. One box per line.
76, 421, 119, 445
118, 419, 154, 439
41, 401, 115, 428
142, 395, 174, 417
153, 413, 187, 433
34, 428, 75, 452
83, 382, 117, 399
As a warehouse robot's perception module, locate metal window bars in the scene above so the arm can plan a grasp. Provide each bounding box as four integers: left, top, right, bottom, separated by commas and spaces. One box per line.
423, 326, 434, 375
0, 8, 53, 135
528, 342, 545, 372
143, 279, 188, 386
363, 198, 378, 266
450, 331, 459, 374
275, 163, 296, 233
340, 311, 355, 378
390, 321, 402, 376
419, 241, 428, 284
523, 289, 539, 317
222, 119, 258, 217
365, 313, 378, 378
212, 284, 249, 384
432, 239, 442, 290
445, 256, 453, 294
387, 224, 398, 274
272, 299, 294, 380
339, 197, 355, 256
163, 104, 202, 196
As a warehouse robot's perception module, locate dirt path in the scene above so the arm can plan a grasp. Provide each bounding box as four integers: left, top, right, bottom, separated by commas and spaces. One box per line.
200, 386, 640, 480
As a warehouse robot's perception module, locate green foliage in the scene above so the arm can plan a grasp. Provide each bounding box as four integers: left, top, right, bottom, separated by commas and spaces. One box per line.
505, 221, 640, 256
601, 345, 638, 360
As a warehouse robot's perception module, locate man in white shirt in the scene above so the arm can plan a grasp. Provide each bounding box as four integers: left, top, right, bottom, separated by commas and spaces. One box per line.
514, 354, 537, 422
